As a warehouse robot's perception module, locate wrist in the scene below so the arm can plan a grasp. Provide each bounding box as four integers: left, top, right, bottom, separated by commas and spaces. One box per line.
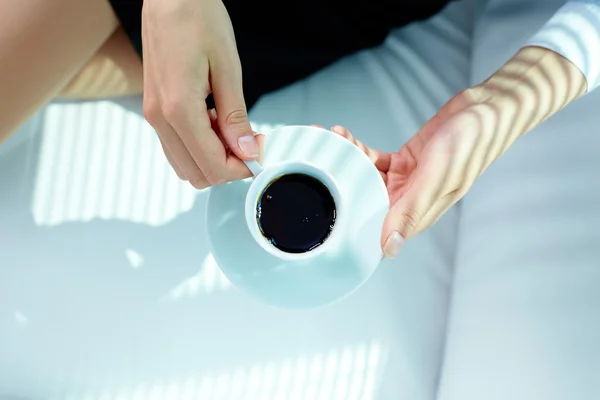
481, 46, 587, 136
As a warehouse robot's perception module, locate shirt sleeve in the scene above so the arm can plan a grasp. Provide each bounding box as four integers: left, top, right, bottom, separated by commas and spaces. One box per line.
525, 0, 600, 93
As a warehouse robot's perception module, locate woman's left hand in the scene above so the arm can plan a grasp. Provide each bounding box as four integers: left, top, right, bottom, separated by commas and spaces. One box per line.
327, 46, 587, 258
328, 90, 496, 259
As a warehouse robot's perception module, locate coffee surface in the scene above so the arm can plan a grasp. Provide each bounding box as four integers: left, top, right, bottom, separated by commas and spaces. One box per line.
256, 173, 336, 253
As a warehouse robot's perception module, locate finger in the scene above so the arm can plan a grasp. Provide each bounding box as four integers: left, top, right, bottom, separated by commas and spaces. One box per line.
211, 108, 266, 176
413, 190, 462, 236
143, 95, 211, 189
154, 117, 210, 189
208, 108, 228, 149
212, 111, 266, 176
159, 137, 186, 180
209, 50, 259, 161
165, 90, 247, 186
331, 125, 391, 173
380, 162, 442, 258
212, 108, 267, 171
311, 124, 325, 129
176, 109, 250, 185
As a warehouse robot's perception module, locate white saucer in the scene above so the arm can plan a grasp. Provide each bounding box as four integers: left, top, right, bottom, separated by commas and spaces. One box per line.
206, 125, 389, 308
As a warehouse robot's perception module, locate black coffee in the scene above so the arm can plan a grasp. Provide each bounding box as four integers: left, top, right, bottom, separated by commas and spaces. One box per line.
256, 173, 336, 253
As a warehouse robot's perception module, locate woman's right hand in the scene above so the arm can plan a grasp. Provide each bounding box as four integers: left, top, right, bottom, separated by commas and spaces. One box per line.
141, 0, 260, 189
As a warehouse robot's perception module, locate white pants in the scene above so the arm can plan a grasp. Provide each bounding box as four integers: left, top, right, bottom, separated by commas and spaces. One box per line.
1, 0, 599, 399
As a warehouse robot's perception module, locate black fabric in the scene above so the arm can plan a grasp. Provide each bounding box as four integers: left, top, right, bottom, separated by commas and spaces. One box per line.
108, 0, 453, 110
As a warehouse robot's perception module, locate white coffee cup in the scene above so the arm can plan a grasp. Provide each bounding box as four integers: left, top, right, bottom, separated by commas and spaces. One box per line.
244, 160, 345, 262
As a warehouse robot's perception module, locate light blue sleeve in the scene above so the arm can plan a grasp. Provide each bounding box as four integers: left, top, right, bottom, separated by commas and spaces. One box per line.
525, 0, 600, 93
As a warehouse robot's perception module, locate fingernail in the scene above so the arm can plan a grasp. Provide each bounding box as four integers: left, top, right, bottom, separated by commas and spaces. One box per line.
383, 231, 404, 258
238, 135, 260, 158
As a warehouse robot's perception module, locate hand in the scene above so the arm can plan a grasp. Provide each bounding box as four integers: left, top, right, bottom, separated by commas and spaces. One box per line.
328, 46, 586, 258
141, 0, 259, 189
329, 93, 495, 259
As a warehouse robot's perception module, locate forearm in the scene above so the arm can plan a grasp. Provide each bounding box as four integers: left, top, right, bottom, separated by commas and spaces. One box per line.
482, 46, 587, 138
476, 0, 600, 139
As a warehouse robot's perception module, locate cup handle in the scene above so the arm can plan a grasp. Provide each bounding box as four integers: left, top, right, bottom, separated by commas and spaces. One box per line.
244, 160, 263, 177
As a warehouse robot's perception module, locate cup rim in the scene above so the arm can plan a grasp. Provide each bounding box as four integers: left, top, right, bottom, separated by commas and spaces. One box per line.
244, 161, 343, 261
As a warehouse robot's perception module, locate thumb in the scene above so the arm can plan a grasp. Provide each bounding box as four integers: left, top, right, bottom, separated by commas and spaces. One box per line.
211, 53, 259, 161
381, 176, 437, 259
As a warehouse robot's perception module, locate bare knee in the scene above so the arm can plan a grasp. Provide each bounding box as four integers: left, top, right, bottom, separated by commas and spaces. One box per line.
0, 0, 119, 145
58, 27, 143, 99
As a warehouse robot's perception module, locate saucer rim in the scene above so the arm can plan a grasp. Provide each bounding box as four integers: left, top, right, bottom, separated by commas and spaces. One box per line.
205, 125, 389, 308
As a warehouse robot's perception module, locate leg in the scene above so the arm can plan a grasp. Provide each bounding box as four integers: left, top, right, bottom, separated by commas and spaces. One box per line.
0, 0, 119, 145
438, 0, 600, 398
58, 27, 143, 100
